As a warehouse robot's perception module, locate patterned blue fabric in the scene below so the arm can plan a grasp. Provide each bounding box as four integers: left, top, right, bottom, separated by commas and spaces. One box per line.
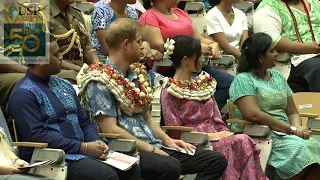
91, 1, 138, 55
148, 70, 164, 87
7, 71, 101, 161
202, 0, 212, 10
85, 58, 163, 148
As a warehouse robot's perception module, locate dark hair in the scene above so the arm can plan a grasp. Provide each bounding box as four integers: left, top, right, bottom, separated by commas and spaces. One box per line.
208, 0, 221, 7
169, 35, 201, 68
143, 0, 152, 10
237, 33, 272, 73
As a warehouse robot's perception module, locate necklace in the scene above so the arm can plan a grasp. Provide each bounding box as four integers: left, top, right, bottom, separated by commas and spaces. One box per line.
166, 71, 217, 101
282, 0, 316, 43
77, 62, 153, 116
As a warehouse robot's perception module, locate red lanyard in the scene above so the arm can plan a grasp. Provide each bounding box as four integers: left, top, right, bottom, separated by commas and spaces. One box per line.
283, 0, 316, 43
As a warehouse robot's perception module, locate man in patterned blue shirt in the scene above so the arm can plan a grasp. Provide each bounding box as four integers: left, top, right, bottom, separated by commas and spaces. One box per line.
7, 33, 140, 180
84, 18, 228, 180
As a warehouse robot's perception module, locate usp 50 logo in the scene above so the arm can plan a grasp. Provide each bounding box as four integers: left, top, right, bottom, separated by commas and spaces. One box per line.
1, 0, 49, 64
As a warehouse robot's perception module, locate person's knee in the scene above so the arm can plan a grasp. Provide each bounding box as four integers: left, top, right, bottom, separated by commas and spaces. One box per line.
161, 156, 181, 178
208, 151, 228, 170
99, 168, 119, 180
128, 164, 141, 180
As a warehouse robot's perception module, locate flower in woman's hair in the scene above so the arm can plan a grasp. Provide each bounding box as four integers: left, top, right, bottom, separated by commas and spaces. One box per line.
163, 38, 175, 59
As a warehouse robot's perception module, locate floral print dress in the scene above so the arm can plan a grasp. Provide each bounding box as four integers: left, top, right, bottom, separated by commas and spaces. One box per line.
161, 88, 268, 180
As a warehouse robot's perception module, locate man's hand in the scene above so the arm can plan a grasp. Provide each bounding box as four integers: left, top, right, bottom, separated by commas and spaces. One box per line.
82, 141, 108, 158
96, 140, 109, 160
164, 139, 196, 154
153, 148, 169, 156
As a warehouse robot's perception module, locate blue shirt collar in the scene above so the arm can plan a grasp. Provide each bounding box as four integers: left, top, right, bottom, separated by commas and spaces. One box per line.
26, 69, 50, 84
105, 57, 137, 82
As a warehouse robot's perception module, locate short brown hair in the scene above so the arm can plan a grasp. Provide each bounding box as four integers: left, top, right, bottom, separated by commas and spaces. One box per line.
105, 18, 142, 50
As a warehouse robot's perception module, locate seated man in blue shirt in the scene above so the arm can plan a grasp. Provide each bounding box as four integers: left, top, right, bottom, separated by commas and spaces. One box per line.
79, 18, 228, 180
7, 33, 140, 180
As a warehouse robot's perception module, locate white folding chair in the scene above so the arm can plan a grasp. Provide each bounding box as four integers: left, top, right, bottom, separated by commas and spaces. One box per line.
0, 109, 68, 180
233, 1, 254, 34
233, 1, 254, 24
274, 53, 291, 80
226, 100, 272, 173
185, 2, 206, 34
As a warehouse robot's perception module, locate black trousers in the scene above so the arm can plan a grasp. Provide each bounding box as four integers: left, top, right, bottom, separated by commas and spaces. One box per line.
139, 148, 228, 180
290, 56, 320, 92
66, 158, 141, 180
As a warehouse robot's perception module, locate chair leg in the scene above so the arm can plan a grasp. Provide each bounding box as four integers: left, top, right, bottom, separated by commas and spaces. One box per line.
252, 138, 272, 173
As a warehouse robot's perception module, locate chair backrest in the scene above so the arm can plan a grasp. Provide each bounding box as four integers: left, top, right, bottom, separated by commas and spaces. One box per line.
0, 109, 12, 142
293, 92, 320, 126
233, 1, 254, 13
233, 1, 254, 28
185, 2, 206, 33
227, 99, 237, 119
293, 92, 320, 115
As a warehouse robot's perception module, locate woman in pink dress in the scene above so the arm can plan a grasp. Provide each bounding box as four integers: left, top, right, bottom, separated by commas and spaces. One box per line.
160, 35, 268, 180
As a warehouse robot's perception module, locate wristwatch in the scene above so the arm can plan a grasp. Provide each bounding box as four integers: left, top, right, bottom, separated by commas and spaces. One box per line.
290, 126, 297, 134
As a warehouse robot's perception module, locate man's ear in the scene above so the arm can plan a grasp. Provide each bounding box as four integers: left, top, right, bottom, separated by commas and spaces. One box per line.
123, 39, 129, 50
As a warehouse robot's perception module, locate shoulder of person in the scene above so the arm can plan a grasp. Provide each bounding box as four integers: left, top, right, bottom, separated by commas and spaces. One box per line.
255, 0, 282, 12
172, 8, 188, 16
234, 72, 254, 82
51, 76, 75, 91
70, 4, 83, 13
270, 68, 285, 79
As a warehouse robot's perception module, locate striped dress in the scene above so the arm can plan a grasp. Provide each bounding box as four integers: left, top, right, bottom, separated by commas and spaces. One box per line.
230, 69, 320, 179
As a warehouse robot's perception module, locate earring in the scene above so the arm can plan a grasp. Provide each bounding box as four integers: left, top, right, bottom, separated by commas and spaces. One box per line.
259, 60, 263, 64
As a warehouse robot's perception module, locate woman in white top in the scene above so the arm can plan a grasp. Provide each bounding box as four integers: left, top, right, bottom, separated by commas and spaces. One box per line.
206, 0, 248, 59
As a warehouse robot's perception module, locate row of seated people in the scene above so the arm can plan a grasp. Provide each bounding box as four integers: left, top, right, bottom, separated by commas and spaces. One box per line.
0, 0, 232, 113
1, 17, 320, 180
91, 0, 234, 110
1, 21, 230, 180
202, 0, 320, 91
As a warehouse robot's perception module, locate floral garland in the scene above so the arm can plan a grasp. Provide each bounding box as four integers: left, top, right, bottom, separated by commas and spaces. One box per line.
163, 38, 175, 60
77, 62, 153, 116
164, 71, 217, 101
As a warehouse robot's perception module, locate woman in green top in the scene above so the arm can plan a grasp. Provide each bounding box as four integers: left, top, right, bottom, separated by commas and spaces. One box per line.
229, 33, 320, 179
253, 0, 320, 91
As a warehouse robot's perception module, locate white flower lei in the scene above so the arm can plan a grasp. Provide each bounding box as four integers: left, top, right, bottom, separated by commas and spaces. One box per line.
77, 62, 153, 116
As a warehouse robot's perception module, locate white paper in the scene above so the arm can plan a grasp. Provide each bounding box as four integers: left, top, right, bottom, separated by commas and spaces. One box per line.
210, 138, 221, 142
18, 160, 53, 169
272, 130, 287, 136
101, 151, 139, 171
161, 145, 195, 156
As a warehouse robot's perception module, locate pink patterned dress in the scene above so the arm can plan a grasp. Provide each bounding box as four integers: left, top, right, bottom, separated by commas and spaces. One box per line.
161, 88, 268, 180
